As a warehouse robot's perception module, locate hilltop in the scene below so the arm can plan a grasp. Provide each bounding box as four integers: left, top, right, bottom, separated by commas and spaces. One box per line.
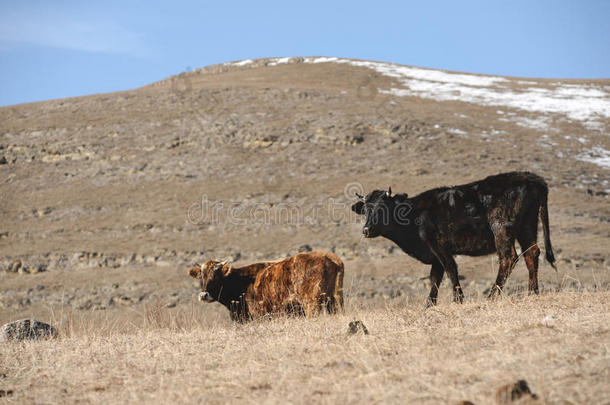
0, 57, 608, 317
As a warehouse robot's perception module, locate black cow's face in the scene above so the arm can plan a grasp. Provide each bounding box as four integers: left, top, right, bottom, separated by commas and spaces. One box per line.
188, 260, 229, 302
351, 187, 410, 238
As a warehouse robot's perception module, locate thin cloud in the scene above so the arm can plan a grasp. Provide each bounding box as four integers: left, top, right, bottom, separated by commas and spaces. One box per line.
0, 10, 150, 57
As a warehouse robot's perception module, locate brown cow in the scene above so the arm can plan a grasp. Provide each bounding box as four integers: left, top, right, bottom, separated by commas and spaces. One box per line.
188, 250, 344, 322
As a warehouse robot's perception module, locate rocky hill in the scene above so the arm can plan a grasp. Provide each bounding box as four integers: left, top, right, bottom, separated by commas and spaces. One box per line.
1, 57, 608, 317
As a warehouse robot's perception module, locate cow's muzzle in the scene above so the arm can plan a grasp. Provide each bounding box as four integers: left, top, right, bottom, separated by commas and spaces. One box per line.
198, 292, 214, 302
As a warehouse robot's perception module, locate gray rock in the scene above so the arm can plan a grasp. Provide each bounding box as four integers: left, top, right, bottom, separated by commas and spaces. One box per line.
348, 320, 369, 335
9, 260, 22, 273
298, 244, 313, 253
0, 319, 58, 342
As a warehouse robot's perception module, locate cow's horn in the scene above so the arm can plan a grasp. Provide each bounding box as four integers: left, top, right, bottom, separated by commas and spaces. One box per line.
355, 192, 364, 200
386, 186, 392, 197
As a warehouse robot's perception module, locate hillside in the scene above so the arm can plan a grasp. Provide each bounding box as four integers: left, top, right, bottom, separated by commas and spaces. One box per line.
1, 56, 609, 317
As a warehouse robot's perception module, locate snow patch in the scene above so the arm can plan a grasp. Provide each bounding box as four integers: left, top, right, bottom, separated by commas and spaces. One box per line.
229, 59, 253, 66
267, 57, 292, 66
447, 128, 467, 136
305, 57, 339, 64
577, 147, 610, 169
513, 116, 551, 131
222, 57, 610, 127
316, 59, 609, 126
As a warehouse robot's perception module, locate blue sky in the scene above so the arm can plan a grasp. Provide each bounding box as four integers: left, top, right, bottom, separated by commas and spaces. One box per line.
0, 0, 608, 106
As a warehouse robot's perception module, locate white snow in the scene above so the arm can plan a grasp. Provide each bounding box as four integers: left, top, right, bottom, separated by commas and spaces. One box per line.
577, 147, 610, 169
223, 57, 610, 127
267, 57, 292, 66
304, 57, 339, 64
447, 128, 467, 136
230, 59, 253, 66
513, 116, 551, 131
308, 58, 610, 127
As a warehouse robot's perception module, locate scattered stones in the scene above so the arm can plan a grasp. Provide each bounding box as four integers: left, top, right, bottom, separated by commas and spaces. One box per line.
34, 207, 53, 217
0, 389, 14, 398
495, 380, 538, 404
9, 260, 22, 273
0, 319, 58, 342
324, 360, 353, 368
348, 320, 369, 335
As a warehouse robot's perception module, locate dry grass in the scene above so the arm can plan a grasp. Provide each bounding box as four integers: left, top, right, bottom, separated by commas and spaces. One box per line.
1, 291, 608, 405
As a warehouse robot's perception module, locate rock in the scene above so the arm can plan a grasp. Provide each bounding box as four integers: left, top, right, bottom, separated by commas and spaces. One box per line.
29, 264, 46, 274
0, 390, 14, 398
9, 260, 22, 273
298, 244, 313, 253
0, 319, 58, 341
348, 320, 369, 335
0, 156, 7, 165
495, 379, 538, 404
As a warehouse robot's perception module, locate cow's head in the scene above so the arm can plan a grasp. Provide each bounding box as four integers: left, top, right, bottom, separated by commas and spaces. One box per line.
351, 186, 410, 238
188, 260, 230, 302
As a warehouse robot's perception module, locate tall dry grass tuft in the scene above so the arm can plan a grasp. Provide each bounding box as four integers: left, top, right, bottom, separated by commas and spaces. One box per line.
0, 290, 608, 404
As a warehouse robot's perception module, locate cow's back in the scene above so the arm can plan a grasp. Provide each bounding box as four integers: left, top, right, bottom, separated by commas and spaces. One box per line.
248, 251, 344, 317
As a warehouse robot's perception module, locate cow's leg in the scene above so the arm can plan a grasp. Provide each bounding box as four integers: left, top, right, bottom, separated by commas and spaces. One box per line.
443, 255, 464, 304
518, 232, 540, 294
334, 268, 345, 313
489, 226, 518, 298
426, 260, 445, 307
520, 207, 541, 294
522, 242, 540, 294
426, 239, 463, 303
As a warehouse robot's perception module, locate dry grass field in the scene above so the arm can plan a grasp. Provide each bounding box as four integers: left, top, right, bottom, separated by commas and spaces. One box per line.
1, 57, 609, 404
1, 290, 608, 404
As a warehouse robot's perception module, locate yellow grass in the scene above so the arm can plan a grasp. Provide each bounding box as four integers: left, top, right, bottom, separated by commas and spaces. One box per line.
1, 291, 608, 404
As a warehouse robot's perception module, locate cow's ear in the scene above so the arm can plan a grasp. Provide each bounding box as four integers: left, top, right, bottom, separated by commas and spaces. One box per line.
215, 261, 232, 277
394, 193, 409, 202
188, 266, 201, 279
351, 201, 364, 215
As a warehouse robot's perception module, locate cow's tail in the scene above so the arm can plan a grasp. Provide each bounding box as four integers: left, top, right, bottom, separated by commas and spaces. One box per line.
327, 252, 345, 312
539, 183, 556, 270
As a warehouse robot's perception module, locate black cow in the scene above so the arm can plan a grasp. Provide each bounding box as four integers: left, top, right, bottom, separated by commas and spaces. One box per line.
351, 172, 556, 305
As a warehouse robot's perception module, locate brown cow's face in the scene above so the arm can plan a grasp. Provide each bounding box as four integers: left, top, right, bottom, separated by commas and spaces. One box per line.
187, 260, 228, 303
